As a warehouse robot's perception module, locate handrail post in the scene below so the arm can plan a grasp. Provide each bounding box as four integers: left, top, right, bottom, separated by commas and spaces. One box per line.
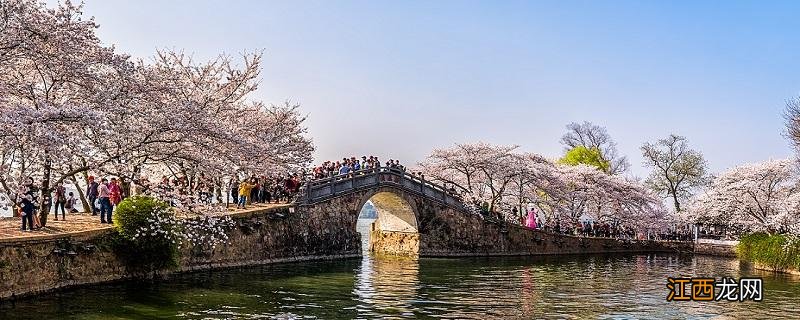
330, 174, 335, 196
305, 182, 311, 203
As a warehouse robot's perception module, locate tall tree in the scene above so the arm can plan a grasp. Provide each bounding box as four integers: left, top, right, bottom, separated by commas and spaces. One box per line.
560, 121, 629, 174
641, 134, 708, 213
0, 0, 128, 225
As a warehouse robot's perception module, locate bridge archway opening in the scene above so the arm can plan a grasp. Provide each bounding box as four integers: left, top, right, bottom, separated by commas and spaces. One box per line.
368, 191, 418, 233
356, 191, 419, 255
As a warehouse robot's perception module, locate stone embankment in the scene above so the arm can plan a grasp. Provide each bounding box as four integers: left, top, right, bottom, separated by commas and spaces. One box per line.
0, 204, 360, 300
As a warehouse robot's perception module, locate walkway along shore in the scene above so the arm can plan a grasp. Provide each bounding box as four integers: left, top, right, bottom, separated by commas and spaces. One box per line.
0, 204, 289, 244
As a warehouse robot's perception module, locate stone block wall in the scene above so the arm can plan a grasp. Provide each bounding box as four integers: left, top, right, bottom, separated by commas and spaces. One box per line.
0, 206, 360, 300
693, 242, 737, 257
396, 196, 693, 256
370, 223, 419, 256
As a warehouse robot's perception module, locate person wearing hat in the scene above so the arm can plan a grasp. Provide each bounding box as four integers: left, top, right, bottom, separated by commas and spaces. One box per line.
86, 175, 99, 215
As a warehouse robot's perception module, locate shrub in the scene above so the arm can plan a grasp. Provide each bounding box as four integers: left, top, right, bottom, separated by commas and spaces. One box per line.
737, 233, 800, 272
112, 196, 180, 273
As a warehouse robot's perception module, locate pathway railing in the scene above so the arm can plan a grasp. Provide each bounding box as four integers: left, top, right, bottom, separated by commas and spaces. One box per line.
299, 167, 467, 210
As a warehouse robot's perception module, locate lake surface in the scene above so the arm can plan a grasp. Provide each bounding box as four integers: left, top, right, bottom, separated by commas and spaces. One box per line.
2, 219, 799, 319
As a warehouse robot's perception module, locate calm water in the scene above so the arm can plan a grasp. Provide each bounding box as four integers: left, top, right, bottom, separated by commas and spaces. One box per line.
2, 219, 800, 319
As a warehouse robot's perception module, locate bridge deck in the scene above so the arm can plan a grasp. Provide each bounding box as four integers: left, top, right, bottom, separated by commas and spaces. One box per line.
302, 167, 467, 210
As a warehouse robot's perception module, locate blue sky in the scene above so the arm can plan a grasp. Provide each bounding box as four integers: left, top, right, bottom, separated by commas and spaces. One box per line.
74, 0, 799, 178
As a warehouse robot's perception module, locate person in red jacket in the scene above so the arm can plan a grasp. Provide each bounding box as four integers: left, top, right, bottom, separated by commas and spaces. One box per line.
108, 177, 122, 209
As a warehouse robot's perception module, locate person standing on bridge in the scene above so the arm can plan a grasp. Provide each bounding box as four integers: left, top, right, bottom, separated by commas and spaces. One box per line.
338, 162, 351, 176
229, 179, 239, 206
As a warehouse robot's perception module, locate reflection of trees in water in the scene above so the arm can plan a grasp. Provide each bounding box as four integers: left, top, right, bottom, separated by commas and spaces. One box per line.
408, 254, 766, 319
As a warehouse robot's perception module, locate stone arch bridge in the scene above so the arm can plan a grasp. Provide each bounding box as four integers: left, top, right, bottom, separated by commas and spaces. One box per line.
296, 168, 691, 257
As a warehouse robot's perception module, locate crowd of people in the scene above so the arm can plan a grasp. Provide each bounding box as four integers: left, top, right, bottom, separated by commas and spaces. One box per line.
16, 177, 86, 231
310, 156, 405, 179
465, 199, 694, 241
229, 174, 302, 209
84, 176, 123, 224
228, 155, 411, 209
532, 216, 694, 241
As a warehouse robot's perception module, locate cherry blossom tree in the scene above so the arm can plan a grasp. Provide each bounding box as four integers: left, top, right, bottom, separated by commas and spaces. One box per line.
418, 142, 518, 211
0, 0, 130, 224
687, 159, 800, 235
420, 142, 668, 233
0, 0, 314, 224
506, 152, 552, 222
784, 96, 800, 152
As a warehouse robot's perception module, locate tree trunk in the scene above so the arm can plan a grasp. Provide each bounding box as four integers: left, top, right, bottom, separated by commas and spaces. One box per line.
79, 171, 91, 212
73, 174, 90, 213
120, 177, 131, 200
215, 177, 223, 204
672, 193, 681, 212
39, 158, 52, 227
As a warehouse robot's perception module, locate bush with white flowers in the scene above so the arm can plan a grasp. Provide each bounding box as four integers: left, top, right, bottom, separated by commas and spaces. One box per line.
112, 196, 234, 271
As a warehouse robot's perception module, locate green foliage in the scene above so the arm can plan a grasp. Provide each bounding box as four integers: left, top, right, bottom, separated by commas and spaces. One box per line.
112, 196, 179, 273
559, 146, 610, 172
737, 233, 800, 271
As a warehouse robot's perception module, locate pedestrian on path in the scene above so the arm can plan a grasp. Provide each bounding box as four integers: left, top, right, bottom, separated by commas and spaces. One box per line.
17, 177, 39, 231
87, 176, 99, 216
53, 182, 67, 221
237, 179, 254, 209
98, 178, 113, 224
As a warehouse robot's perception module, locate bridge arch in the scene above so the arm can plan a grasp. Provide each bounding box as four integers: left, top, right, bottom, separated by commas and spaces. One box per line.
301, 167, 464, 256
358, 189, 419, 233
355, 187, 421, 256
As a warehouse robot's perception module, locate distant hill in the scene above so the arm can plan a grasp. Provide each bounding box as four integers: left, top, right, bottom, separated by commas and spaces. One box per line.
359, 201, 377, 219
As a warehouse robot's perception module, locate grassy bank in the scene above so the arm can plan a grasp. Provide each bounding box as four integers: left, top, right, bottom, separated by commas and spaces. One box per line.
737, 233, 800, 272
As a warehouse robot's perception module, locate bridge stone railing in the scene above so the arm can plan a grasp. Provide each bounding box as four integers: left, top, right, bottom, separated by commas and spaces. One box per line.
299, 167, 467, 210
